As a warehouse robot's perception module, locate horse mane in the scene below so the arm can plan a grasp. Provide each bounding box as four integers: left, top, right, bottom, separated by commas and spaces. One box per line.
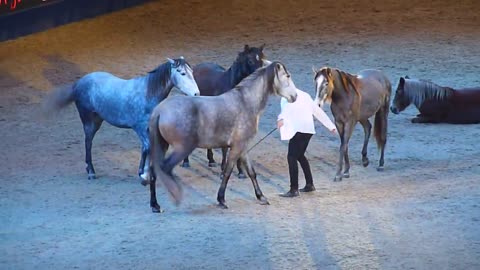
146, 58, 191, 98
317, 67, 360, 97
333, 68, 361, 96
404, 79, 453, 107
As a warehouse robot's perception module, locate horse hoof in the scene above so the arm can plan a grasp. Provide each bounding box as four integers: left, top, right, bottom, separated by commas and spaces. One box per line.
140, 179, 150, 186
377, 166, 385, 172
343, 172, 350, 178
181, 162, 190, 168
87, 174, 96, 180
151, 206, 164, 213
218, 202, 228, 209
258, 196, 270, 205
237, 173, 247, 179
208, 162, 217, 167
334, 176, 342, 182
362, 159, 369, 167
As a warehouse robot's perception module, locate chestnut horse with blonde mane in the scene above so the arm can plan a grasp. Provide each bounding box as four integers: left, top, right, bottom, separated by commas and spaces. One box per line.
314, 67, 391, 181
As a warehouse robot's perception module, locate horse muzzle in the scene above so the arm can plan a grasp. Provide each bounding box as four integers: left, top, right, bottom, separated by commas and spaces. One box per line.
390, 106, 399, 114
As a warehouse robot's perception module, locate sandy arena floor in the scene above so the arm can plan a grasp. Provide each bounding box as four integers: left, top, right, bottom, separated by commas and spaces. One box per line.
1, 0, 479, 269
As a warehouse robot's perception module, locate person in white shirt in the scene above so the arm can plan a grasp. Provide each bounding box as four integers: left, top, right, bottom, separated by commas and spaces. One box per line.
277, 88, 337, 197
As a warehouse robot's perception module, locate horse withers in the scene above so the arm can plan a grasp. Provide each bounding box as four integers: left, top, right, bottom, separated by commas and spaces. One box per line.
147, 61, 298, 212
43, 57, 199, 180
182, 44, 268, 179
390, 77, 480, 124
314, 67, 391, 182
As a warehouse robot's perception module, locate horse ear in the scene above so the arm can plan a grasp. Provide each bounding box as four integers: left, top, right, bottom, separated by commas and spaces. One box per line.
244, 44, 250, 51
312, 66, 317, 75
259, 43, 265, 51
400, 77, 405, 86
166, 58, 175, 64
405, 75, 410, 79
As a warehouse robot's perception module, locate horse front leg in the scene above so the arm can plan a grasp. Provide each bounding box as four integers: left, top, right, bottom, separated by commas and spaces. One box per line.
238, 154, 269, 205
134, 127, 150, 183
341, 121, 356, 179
334, 122, 345, 181
411, 115, 439, 123
217, 146, 242, 209
181, 156, 190, 168
207, 148, 217, 167
149, 173, 163, 213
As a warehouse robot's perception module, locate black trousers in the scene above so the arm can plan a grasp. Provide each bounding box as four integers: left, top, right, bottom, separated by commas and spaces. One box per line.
287, 132, 313, 190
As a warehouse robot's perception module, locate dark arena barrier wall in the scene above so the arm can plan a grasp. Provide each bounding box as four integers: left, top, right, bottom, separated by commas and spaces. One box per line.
0, 0, 152, 42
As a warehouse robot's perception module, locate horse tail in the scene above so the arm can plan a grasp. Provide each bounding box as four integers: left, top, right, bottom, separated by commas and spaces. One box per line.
148, 112, 165, 186
42, 83, 76, 117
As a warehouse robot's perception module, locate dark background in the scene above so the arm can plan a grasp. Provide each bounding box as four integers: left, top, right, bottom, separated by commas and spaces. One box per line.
0, 0, 151, 41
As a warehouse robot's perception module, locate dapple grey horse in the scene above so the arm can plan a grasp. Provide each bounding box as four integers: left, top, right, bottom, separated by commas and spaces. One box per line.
43, 57, 199, 180
146, 61, 297, 212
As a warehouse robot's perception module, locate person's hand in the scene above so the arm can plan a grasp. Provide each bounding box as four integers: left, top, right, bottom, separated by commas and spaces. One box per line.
277, 119, 284, 129
330, 128, 337, 135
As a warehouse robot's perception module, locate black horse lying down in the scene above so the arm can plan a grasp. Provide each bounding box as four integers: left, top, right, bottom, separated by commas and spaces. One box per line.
390, 76, 480, 124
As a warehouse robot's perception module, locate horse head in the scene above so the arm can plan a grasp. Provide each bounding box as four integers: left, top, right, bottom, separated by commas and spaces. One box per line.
272, 62, 297, 103
236, 44, 268, 75
167, 57, 200, 96
390, 77, 410, 114
313, 67, 335, 108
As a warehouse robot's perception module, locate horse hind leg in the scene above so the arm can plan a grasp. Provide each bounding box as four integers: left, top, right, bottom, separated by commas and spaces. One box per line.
158, 144, 196, 205
374, 108, 389, 171
79, 109, 103, 179
359, 119, 372, 168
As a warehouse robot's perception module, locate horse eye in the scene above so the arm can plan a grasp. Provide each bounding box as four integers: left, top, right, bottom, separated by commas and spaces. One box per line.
181, 72, 186, 76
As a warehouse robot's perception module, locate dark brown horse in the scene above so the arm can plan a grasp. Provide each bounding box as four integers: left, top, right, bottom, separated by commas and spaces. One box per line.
147, 62, 298, 212
314, 67, 391, 181
182, 44, 268, 179
390, 76, 480, 124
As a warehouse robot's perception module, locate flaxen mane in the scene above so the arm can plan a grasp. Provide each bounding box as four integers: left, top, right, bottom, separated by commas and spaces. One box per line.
317, 67, 361, 96
334, 68, 361, 96
404, 79, 453, 107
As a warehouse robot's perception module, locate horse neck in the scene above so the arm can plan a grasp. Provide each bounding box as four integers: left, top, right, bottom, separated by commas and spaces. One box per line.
226, 60, 247, 87
331, 71, 359, 104
237, 76, 270, 116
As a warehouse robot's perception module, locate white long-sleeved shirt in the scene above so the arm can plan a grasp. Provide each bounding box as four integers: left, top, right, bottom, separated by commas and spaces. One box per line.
277, 89, 336, 141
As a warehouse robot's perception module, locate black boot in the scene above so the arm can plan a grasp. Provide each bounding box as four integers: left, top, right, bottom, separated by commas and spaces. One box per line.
280, 189, 299, 197
299, 185, 316, 192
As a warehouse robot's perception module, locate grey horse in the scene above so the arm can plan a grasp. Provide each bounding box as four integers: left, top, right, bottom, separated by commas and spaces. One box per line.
314, 67, 391, 181
43, 57, 199, 180
146, 61, 298, 212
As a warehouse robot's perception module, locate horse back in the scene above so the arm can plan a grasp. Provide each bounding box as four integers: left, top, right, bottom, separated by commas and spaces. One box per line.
451, 88, 480, 105
357, 70, 391, 113
193, 63, 227, 96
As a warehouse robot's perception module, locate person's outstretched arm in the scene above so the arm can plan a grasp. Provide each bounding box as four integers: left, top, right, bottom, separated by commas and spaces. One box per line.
312, 101, 337, 133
